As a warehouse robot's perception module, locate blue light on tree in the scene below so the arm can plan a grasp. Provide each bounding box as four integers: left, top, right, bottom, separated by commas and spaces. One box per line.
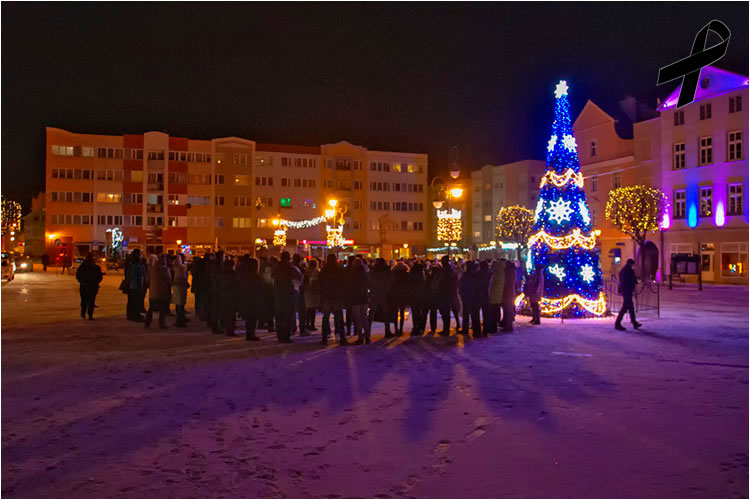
522, 80, 607, 317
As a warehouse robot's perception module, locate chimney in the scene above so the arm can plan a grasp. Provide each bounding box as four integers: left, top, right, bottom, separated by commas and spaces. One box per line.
619, 95, 637, 123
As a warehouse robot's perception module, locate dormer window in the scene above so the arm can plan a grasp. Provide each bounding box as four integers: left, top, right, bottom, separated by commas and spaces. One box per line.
590, 140, 597, 157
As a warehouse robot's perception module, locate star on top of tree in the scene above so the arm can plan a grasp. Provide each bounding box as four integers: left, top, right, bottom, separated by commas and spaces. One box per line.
546, 198, 574, 224
580, 264, 595, 283
547, 135, 557, 152
562, 134, 577, 152
554, 80, 569, 98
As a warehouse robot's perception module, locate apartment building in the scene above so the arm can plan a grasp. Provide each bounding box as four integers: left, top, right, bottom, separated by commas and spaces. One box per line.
656, 66, 748, 284
45, 128, 429, 259
573, 66, 748, 284
469, 160, 546, 245
573, 99, 660, 278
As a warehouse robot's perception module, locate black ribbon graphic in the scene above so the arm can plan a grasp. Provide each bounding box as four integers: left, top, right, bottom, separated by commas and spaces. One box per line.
658, 20, 731, 108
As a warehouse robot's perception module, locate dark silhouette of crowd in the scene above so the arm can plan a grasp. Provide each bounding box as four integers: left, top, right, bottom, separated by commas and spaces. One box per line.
118, 249, 541, 344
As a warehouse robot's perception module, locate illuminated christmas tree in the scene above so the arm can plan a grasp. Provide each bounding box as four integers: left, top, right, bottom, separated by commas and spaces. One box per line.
525, 80, 606, 316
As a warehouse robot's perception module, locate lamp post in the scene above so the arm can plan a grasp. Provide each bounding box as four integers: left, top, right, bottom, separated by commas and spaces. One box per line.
431, 147, 463, 256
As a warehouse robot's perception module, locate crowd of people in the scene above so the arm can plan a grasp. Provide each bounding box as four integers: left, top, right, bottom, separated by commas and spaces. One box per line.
114, 249, 548, 345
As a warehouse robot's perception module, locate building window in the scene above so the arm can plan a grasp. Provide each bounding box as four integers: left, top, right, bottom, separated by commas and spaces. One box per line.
97, 193, 122, 203
216, 217, 224, 228
233, 175, 250, 186
728, 183, 743, 216
591, 175, 598, 192
673, 142, 686, 170
484, 215, 491, 222
673, 110, 684, 126
728, 131, 743, 161
729, 95, 742, 113
232, 217, 251, 228
673, 189, 686, 219
721, 243, 747, 277
699, 186, 712, 217
699, 137, 713, 166
280, 198, 292, 208
215, 196, 224, 206
214, 174, 225, 185
589, 140, 597, 157
699, 103, 712, 120
613, 172, 621, 189
353, 200, 362, 210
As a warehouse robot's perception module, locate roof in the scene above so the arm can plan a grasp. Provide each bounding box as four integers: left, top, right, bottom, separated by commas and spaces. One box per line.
255, 143, 321, 155
574, 98, 658, 140
657, 66, 749, 111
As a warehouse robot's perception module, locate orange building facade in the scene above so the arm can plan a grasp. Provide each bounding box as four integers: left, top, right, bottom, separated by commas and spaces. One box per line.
45, 128, 429, 259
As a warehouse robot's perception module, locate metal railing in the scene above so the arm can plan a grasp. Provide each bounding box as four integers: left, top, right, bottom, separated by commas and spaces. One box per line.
604, 278, 660, 318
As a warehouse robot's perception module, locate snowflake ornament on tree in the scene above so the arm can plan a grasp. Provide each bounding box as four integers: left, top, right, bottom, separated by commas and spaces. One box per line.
579, 201, 591, 225
547, 135, 557, 152
549, 264, 566, 281
554, 80, 569, 98
546, 198, 573, 224
580, 264, 595, 283
562, 134, 577, 152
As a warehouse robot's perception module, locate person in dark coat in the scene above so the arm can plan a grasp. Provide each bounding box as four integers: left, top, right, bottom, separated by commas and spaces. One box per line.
459, 261, 481, 336
191, 255, 206, 321
318, 253, 347, 345
425, 264, 441, 334
209, 251, 225, 334
239, 257, 263, 341
477, 260, 491, 335
524, 263, 545, 325
343, 256, 355, 336
126, 249, 147, 321
391, 261, 410, 336
486, 259, 505, 333
436, 255, 459, 335
221, 258, 239, 336
145, 254, 172, 329
271, 251, 302, 343
615, 258, 641, 330
76, 252, 102, 320
292, 253, 309, 337
369, 258, 394, 338
408, 262, 427, 336
349, 257, 371, 344
41, 253, 49, 272
500, 259, 517, 332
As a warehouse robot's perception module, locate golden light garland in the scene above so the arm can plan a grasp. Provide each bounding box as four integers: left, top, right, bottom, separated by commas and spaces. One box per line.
605, 185, 668, 245
326, 225, 345, 248
527, 228, 600, 251
515, 292, 607, 316
255, 238, 268, 250
437, 209, 462, 242
273, 229, 287, 247
539, 169, 584, 189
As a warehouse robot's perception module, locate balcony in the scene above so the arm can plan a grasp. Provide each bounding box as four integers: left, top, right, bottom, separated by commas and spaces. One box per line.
146, 204, 164, 213
147, 183, 164, 191
147, 159, 165, 170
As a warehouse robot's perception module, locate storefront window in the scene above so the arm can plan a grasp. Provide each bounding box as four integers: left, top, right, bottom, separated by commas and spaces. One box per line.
721, 244, 747, 277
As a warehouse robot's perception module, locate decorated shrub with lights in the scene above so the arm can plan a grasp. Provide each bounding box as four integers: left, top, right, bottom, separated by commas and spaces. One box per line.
524, 81, 606, 316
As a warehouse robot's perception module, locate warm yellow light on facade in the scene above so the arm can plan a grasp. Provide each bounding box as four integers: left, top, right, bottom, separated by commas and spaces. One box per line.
47, 233, 56, 240
450, 187, 463, 199
403, 243, 409, 248
272, 219, 280, 226
176, 240, 182, 245
328, 199, 338, 208
432, 200, 444, 209
325, 209, 335, 219
490, 241, 496, 246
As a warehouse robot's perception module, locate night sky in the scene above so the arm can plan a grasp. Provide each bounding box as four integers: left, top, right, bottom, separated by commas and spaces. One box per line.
2, 2, 748, 210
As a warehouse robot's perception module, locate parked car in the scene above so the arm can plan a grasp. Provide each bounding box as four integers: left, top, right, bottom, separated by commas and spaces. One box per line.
2, 252, 15, 281
14, 255, 33, 273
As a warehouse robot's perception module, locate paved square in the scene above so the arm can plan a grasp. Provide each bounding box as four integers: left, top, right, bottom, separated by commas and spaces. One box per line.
2, 271, 748, 498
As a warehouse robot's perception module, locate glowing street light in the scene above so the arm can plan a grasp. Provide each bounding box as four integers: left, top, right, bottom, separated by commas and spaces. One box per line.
432, 200, 444, 209
328, 199, 338, 208
272, 219, 280, 226
176, 239, 182, 245
450, 187, 463, 199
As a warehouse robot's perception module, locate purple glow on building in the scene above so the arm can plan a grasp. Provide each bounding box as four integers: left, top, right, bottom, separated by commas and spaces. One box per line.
661, 212, 671, 229
715, 202, 726, 227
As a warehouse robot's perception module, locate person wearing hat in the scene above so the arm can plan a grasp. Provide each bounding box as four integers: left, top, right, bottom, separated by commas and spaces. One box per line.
615, 258, 642, 331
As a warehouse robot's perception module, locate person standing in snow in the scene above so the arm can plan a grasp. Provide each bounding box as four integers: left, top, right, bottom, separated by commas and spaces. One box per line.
615, 258, 641, 331
76, 252, 103, 320
524, 263, 545, 325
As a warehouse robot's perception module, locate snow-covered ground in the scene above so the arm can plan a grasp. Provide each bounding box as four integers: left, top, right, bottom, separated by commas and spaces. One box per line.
2, 270, 748, 498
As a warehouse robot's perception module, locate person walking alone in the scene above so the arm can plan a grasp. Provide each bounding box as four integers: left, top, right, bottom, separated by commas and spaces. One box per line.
75, 252, 102, 320
615, 258, 641, 330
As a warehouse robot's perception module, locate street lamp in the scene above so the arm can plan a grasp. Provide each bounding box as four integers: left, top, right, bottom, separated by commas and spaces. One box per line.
431, 147, 463, 256
449, 146, 460, 179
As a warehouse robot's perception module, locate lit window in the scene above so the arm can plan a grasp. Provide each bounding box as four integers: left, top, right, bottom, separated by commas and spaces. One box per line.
699, 186, 712, 217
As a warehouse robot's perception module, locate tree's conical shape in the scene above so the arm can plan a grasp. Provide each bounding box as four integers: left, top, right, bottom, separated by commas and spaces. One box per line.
526, 80, 606, 317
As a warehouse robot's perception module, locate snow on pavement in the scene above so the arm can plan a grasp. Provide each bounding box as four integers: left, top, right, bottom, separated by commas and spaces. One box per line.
1, 271, 748, 498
